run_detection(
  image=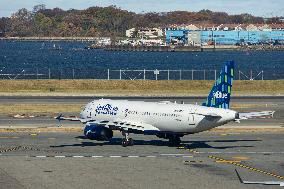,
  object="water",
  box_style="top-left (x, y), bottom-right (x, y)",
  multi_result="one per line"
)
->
top-left (0, 41), bottom-right (283, 80)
